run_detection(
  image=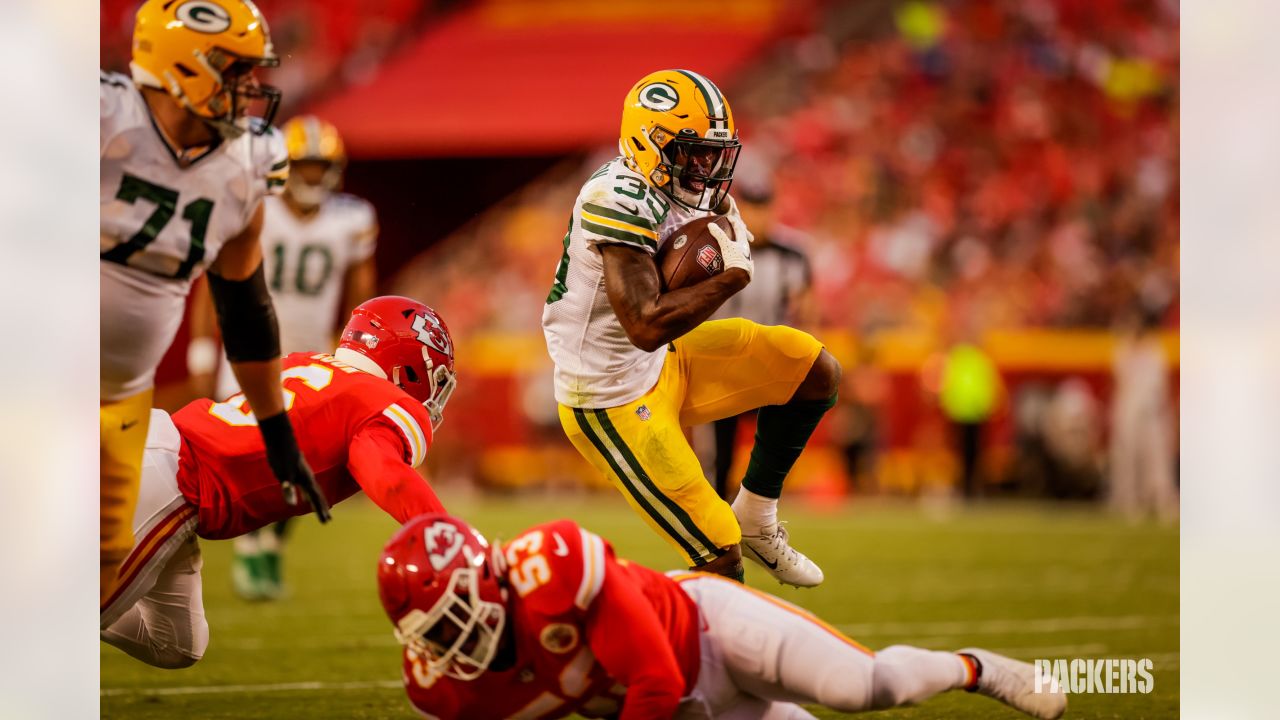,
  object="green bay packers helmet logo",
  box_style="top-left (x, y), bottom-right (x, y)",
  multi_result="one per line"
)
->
top-left (639, 82), bottom-right (679, 112)
top-left (176, 1), bottom-right (233, 33)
